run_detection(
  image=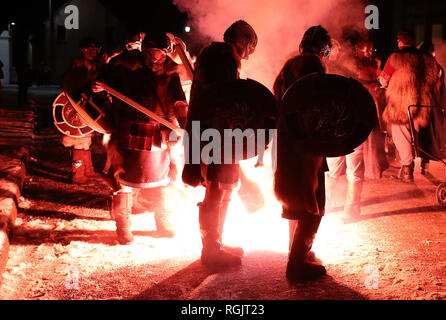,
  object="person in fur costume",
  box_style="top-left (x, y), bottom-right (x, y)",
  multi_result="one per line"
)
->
top-left (103, 33), bottom-right (188, 244)
top-left (273, 25), bottom-right (331, 282)
top-left (182, 20), bottom-right (258, 271)
top-left (379, 31), bottom-right (443, 183)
